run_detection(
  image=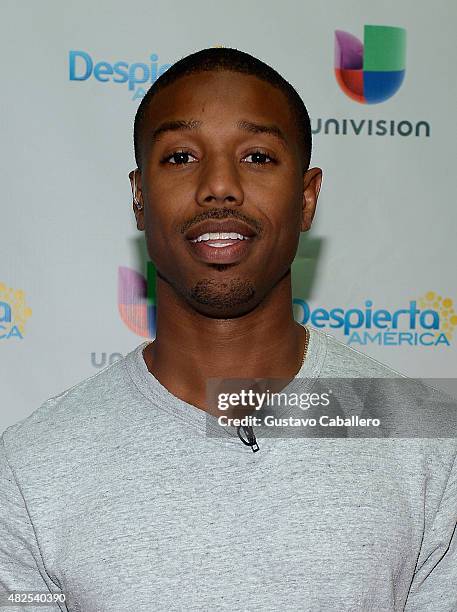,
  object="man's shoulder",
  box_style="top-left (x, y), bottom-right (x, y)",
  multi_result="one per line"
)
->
top-left (310, 327), bottom-right (457, 450)
top-left (310, 326), bottom-right (407, 378)
top-left (1, 349), bottom-right (136, 469)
